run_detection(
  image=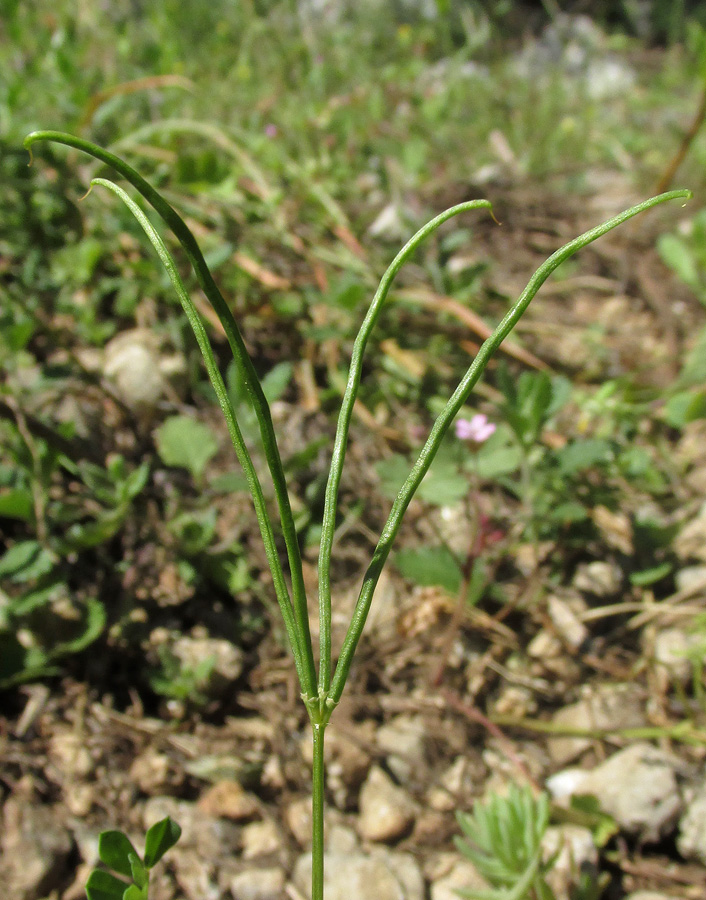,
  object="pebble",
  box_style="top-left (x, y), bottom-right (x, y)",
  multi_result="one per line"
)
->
top-left (623, 894), bottom-right (676, 900)
top-left (541, 825), bottom-right (597, 899)
top-left (197, 781), bottom-right (259, 821)
top-left (241, 819), bottom-right (282, 859)
top-left (230, 867), bottom-right (286, 900)
top-left (327, 823), bottom-right (359, 854)
top-left (547, 743), bottom-right (683, 841)
top-left (572, 561), bottom-right (622, 598)
top-left (527, 630), bottom-right (562, 659)
top-left (547, 594), bottom-right (588, 648)
top-left (357, 766), bottom-right (416, 843)
top-left (0, 798), bottom-right (73, 900)
top-left (377, 714), bottom-right (427, 783)
top-left (674, 503), bottom-right (706, 562)
top-left (130, 749), bottom-right (175, 794)
top-left (285, 797), bottom-right (313, 847)
top-left (293, 848), bottom-right (424, 900)
top-left (547, 683), bottom-right (646, 765)
top-left (675, 564), bottom-right (706, 593)
top-left (64, 782), bottom-right (94, 817)
top-left (652, 627), bottom-right (703, 689)
top-left (318, 723), bottom-right (372, 810)
top-left (678, 783), bottom-right (706, 864)
top-left (143, 796), bottom-right (240, 858)
top-left (103, 328), bottom-right (186, 416)
top-left (430, 858), bottom-right (489, 900)
top-left (49, 730), bottom-right (94, 779)
top-left (170, 635), bottom-right (244, 699)
top-left (171, 849), bottom-right (220, 900)
top-left (592, 505), bottom-right (633, 554)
